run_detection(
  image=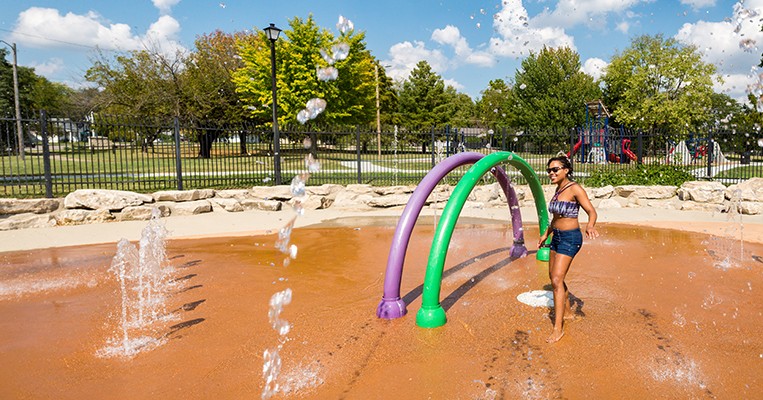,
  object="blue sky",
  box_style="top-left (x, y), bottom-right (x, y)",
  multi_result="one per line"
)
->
top-left (2, 0), bottom-right (763, 105)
